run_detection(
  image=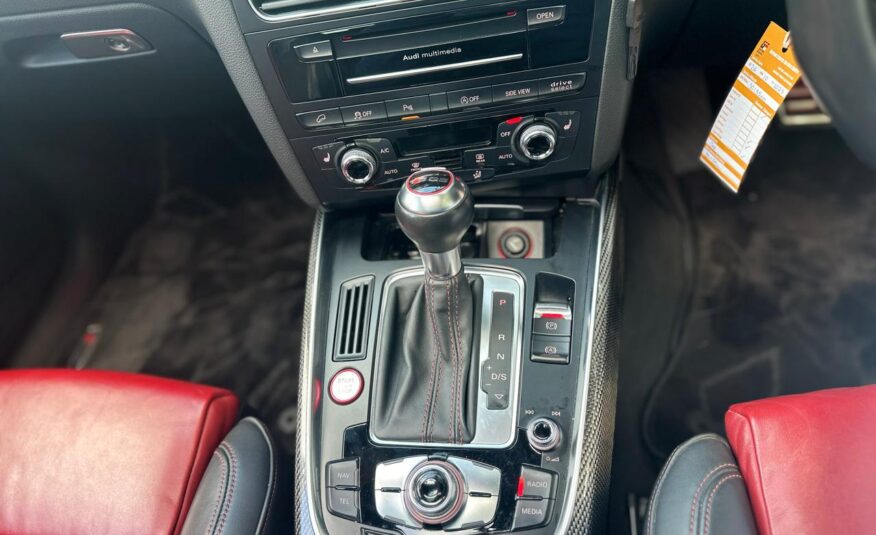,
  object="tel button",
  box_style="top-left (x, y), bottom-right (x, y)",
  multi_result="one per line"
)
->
top-left (327, 487), bottom-right (360, 521)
